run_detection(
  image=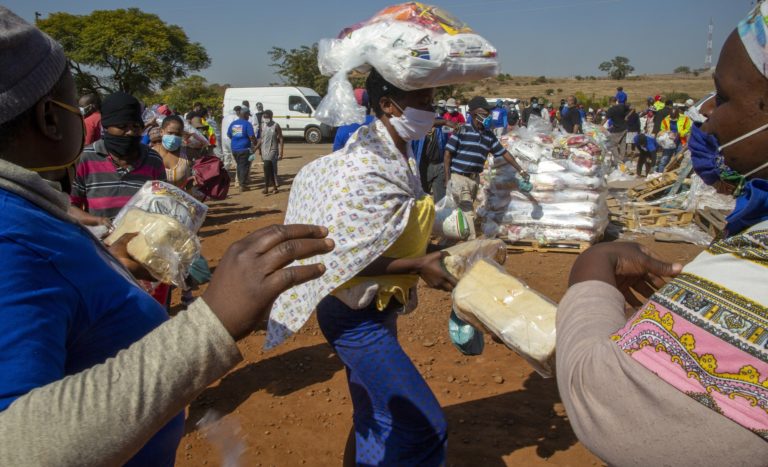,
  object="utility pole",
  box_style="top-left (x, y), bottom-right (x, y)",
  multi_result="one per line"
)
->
top-left (34, 11), bottom-right (41, 24)
top-left (704, 18), bottom-right (714, 71)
